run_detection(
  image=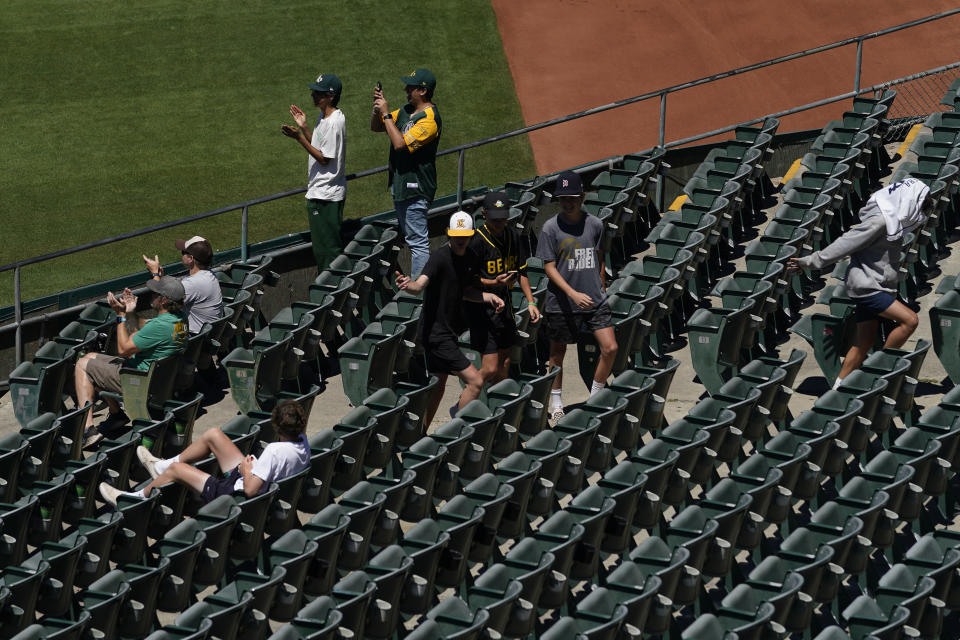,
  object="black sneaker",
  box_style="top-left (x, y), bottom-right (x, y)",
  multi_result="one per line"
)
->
top-left (82, 428), bottom-right (105, 451)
